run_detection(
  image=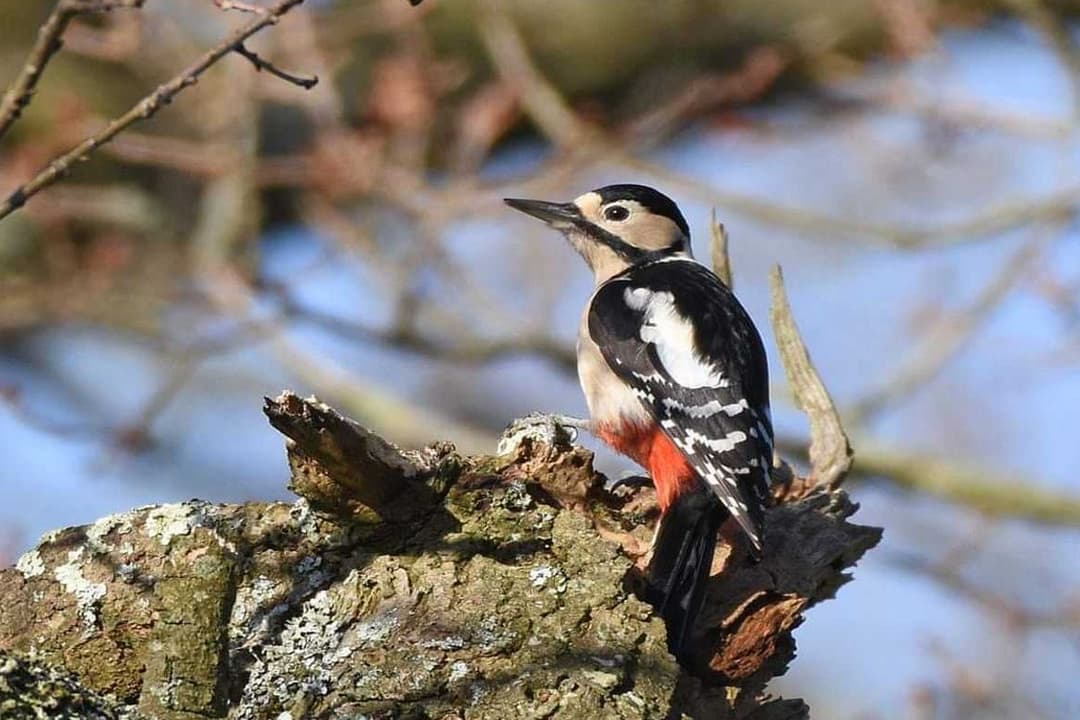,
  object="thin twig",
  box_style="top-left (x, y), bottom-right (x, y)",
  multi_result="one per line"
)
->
top-left (848, 234), bottom-right (1048, 423)
top-left (477, 0), bottom-right (593, 148)
top-left (774, 434), bottom-right (1080, 527)
top-left (64, 0), bottom-right (144, 8)
top-left (854, 439), bottom-right (1080, 527)
top-left (882, 549), bottom-right (1079, 629)
top-left (618, 154), bottom-right (1080, 251)
top-left (112, 353), bottom-right (202, 452)
top-left (0, 346), bottom-right (206, 452)
top-left (102, 131), bottom-right (237, 176)
top-left (709, 208), bottom-right (733, 289)
top-left (234, 43), bottom-right (318, 89)
top-left (0, 384), bottom-right (103, 440)
top-left (0, 0), bottom-right (144, 140)
top-left (281, 295), bottom-right (577, 372)
top-left (770, 265), bottom-right (853, 489)
top-left (468, 20), bottom-right (1080, 253)
top-left (0, 0), bottom-right (308, 221)
top-left (213, 0), bottom-right (265, 12)
top-left (467, 2), bottom-right (1080, 255)
top-left (203, 268), bottom-right (493, 452)
top-left (621, 46), bottom-right (790, 147)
